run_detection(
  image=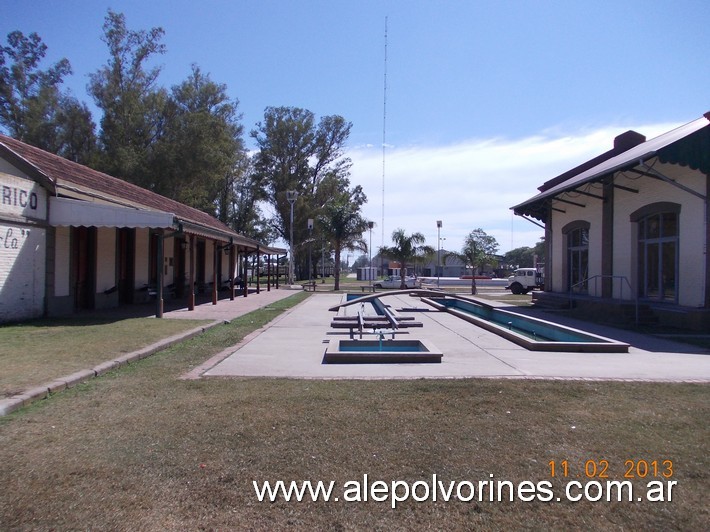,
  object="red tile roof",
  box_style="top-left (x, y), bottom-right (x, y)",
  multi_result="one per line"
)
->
top-left (0, 134), bottom-right (239, 241)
